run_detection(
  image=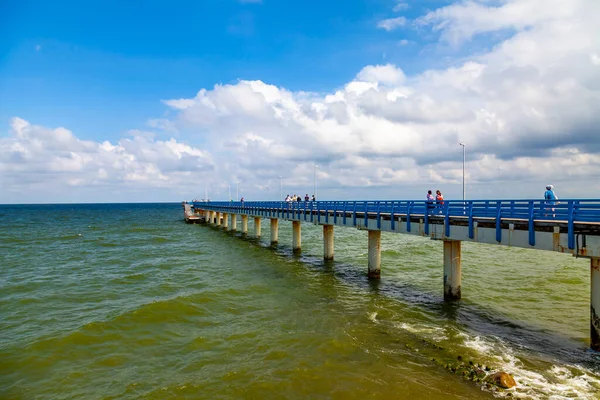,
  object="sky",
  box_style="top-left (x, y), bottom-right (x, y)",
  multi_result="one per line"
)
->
top-left (1, 0), bottom-right (599, 203)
